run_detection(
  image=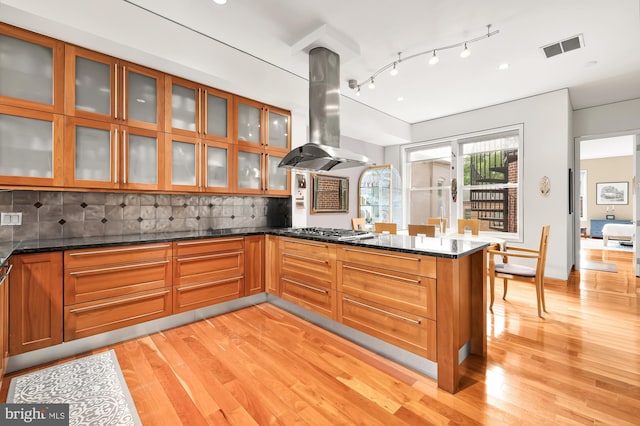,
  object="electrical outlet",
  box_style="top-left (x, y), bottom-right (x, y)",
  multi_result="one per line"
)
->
top-left (0, 212), bottom-right (22, 226)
